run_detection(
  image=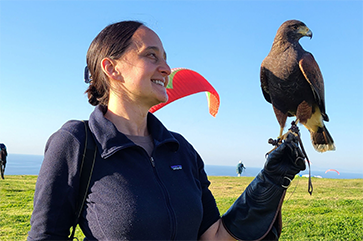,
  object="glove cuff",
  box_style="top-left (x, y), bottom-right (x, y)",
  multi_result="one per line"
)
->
top-left (221, 171), bottom-right (286, 240)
